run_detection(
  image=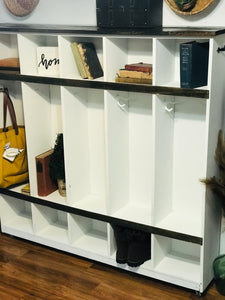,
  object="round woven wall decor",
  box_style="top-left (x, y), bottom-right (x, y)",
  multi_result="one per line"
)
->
top-left (3, 0), bottom-right (40, 17)
top-left (165, 0), bottom-right (215, 15)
